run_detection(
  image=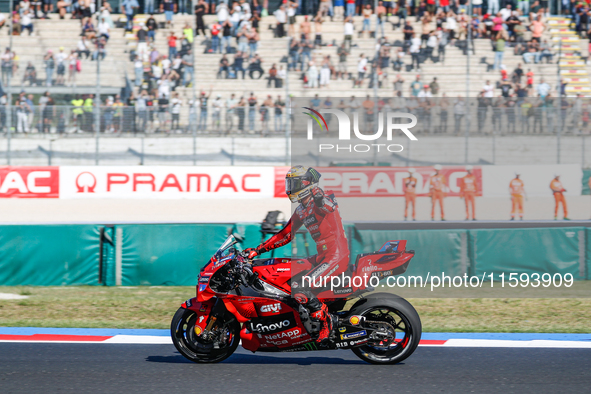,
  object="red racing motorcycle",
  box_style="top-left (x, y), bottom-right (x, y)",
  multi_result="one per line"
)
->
top-left (171, 235), bottom-right (421, 364)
